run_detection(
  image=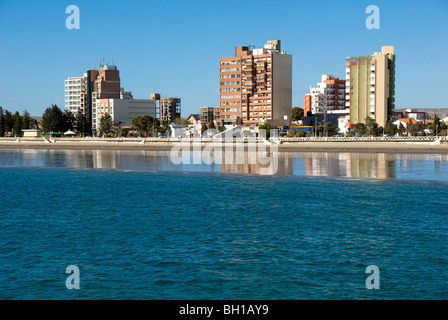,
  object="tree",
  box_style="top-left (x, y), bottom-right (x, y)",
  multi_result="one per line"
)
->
top-left (131, 115), bottom-right (157, 137)
top-left (440, 120), bottom-right (447, 136)
top-left (12, 111), bottom-right (23, 137)
top-left (287, 129), bottom-right (297, 137)
top-left (324, 121), bottom-right (338, 136)
top-left (99, 113), bottom-right (114, 136)
top-left (208, 121), bottom-right (216, 129)
top-left (74, 110), bottom-right (88, 136)
top-left (22, 110), bottom-right (36, 130)
top-left (433, 115), bottom-right (441, 135)
top-left (353, 123), bottom-right (366, 136)
top-left (258, 123), bottom-right (278, 139)
top-left (295, 129), bottom-right (307, 137)
top-left (365, 116), bottom-right (379, 136)
top-left (384, 121), bottom-right (395, 136)
top-left (64, 109), bottom-right (76, 131)
top-left (3, 110), bottom-right (13, 136)
top-left (201, 123), bottom-right (208, 135)
top-left (0, 107), bottom-right (4, 137)
top-left (41, 104), bottom-right (68, 133)
top-left (407, 121), bottom-right (420, 136)
top-left (159, 119), bottom-right (170, 135)
top-left (174, 117), bottom-right (189, 126)
top-left (292, 107), bottom-right (304, 121)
